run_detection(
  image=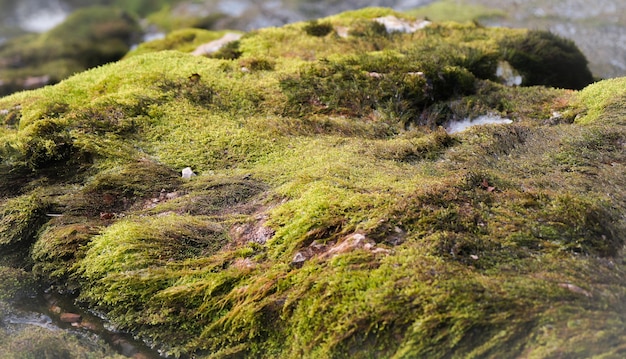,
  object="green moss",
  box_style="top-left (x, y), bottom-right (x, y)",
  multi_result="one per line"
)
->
top-left (0, 326), bottom-right (125, 359)
top-left (0, 192), bottom-right (51, 266)
top-left (31, 221), bottom-right (100, 284)
top-left (144, 3), bottom-right (226, 33)
top-left (574, 77), bottom-right (626, 124)
top-left (0, 6), bottom-right (623, 359)
top-left (500, 30), bottom-right (594, 90)
top-left (0, 266), bottom-right (35, 303)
